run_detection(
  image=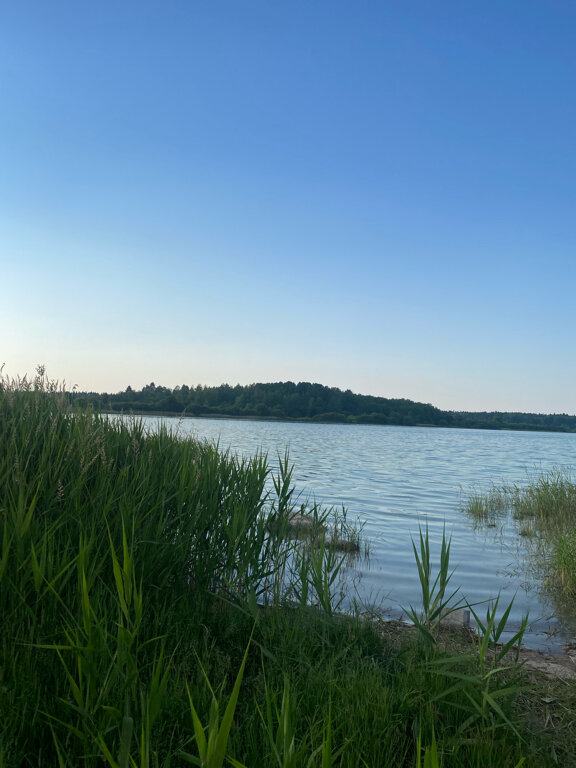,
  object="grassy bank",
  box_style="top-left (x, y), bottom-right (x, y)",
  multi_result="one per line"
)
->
top-left (0, 372), bottom-right (571, 766)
